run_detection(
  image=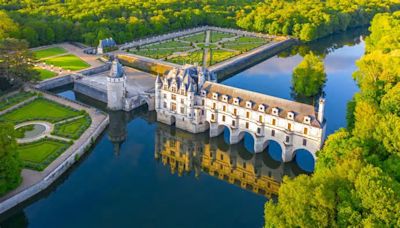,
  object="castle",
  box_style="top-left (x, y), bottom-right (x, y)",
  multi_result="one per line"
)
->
top-left (154, 64), bottom-right (326, 162)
